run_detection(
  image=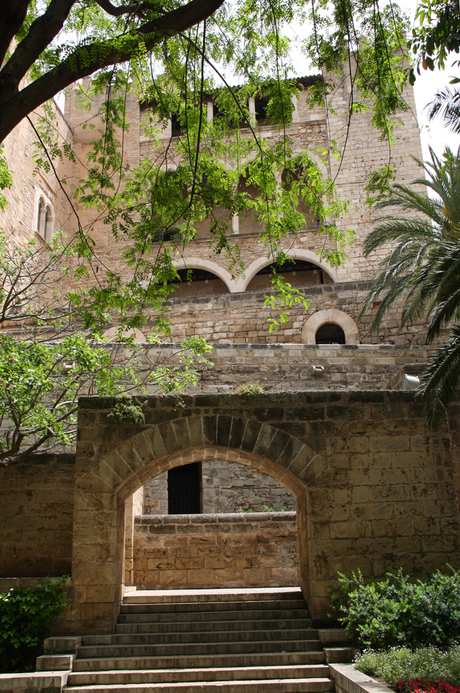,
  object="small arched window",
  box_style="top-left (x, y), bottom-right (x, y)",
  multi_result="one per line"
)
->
top-left (315, 323), bottom-right (346, 345)
top-left (36, 197), bottom-right (45, 236)
top-left (44, 205), bottom-right (53, 242)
